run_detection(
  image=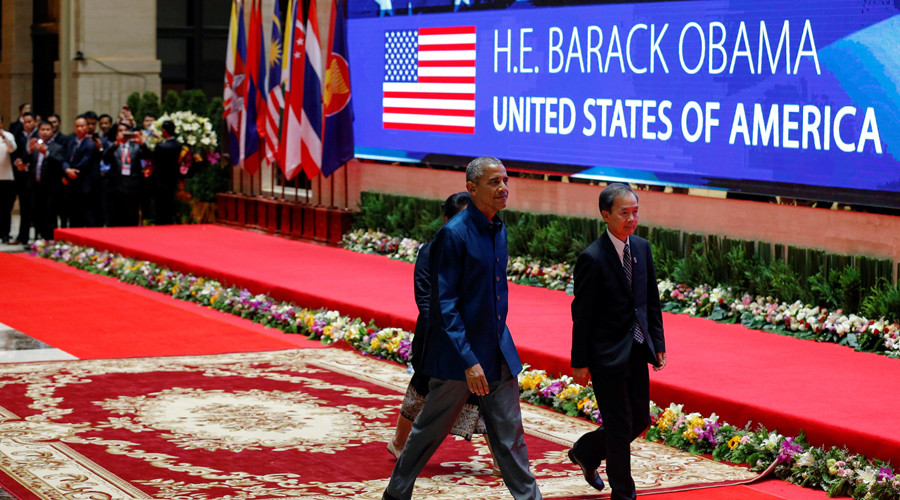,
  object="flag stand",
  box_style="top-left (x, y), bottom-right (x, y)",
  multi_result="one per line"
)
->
top-left (343, 163), bottom-right (348, 209)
